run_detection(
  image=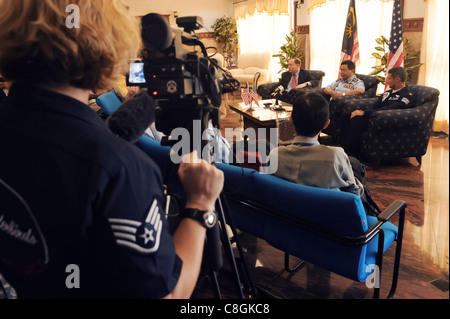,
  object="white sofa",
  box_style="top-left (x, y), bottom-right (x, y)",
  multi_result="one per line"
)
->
top-left (228, 52), bottom-right (271, 89)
